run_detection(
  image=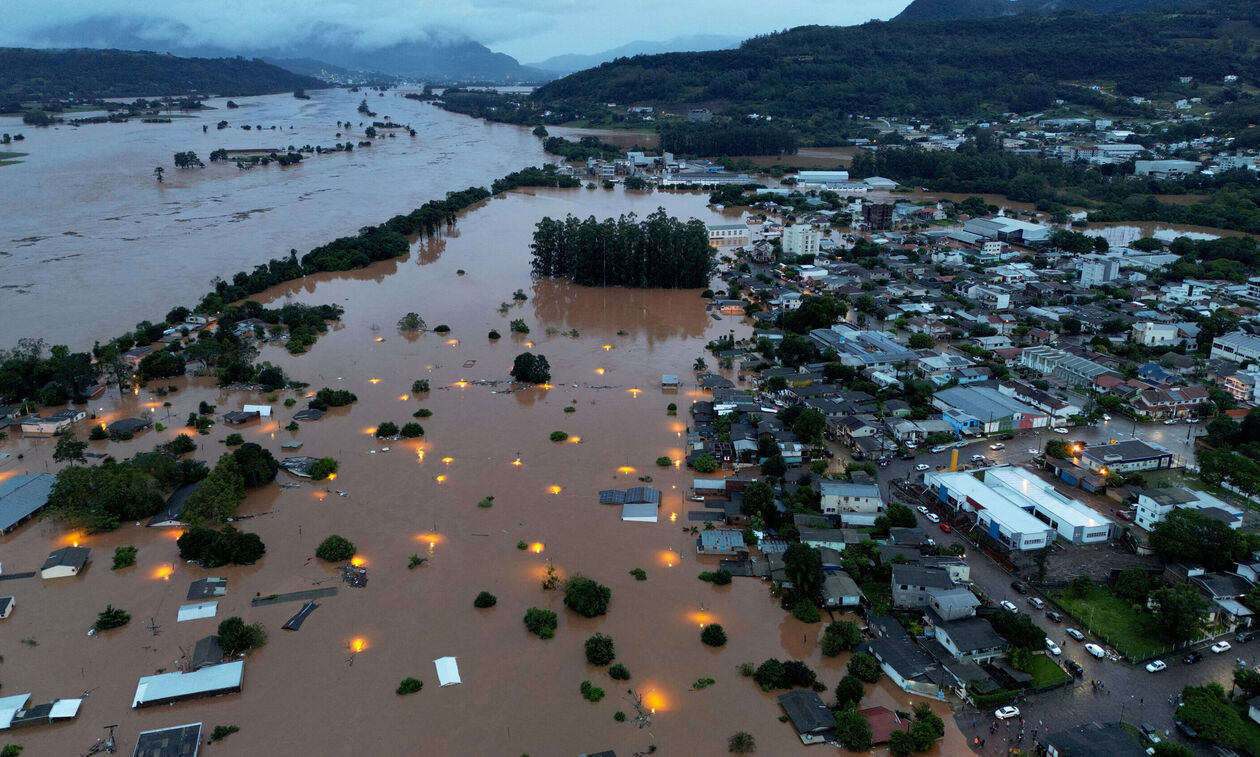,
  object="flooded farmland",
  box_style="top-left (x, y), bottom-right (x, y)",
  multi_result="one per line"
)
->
top-left (0, 180), bottom-right (970, 755)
